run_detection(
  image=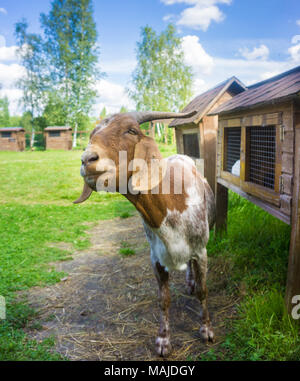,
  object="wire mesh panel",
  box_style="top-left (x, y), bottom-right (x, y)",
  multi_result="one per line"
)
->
top-left (225, 127), bottom-right (241, 173)
top-left (248, 126), bottom-right (276, 190)
top-left (183, 133), bottom-right (200, 158)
